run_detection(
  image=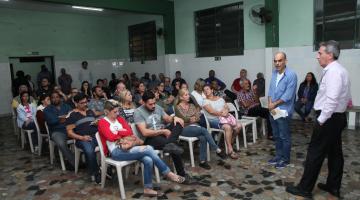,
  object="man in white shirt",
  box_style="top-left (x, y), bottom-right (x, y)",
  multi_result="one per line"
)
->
top-left (79, 61), bottom-right (93, 86)
top-left (286, 40), bottom-right (351, 199)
